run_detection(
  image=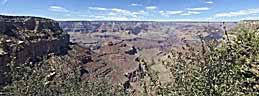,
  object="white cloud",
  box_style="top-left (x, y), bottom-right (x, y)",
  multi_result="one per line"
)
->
top-left (111, 8), bottom-right (130, 13)
top-left (1, 0), bottom-right (8, 5)
top-left (181, 13), bottom-right (191, 16)
top-left (205, 1), bottom-right (214, 4)
top-left (187, 11), bottom-right (201, 14)
top-left (187, 7), bottom-right (210, 11)
top-left (206, 17), bottom-right (214, 20)
top-left (215, 8), bottom-right (259, 17)
top-left (88, 7), bottom-right (108, 11)
top-left (88, 7), bottom-right (130, 14)
top-left (49, 6), bottom-right (69, 12)
top-left (89, 7), bottom-right (134, 16)
top-left (78, 15), bottom-right (88, 17)
top-left (178, 11), bottom-right (201, 16)
top-left (89, 15), bottom-right (137, 21)
top-left (159, 8), bottom-right (203, 17)
top-left (130, 3), bottom-right (142, 6)
top-left (102, 17), bottom-right (130, 21)
top-left (243, 16), bottom-right (259, 20)
top-left (145, 6), bottom-right (158, 10)
top-left (88, 7), bottom-right (144, 20)
top-left (132, 10), bottom-right (146, 15)
top-left (159, 10), bottom-right (183, 16)
top-left (107, 12), bottom-right (117, 16)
